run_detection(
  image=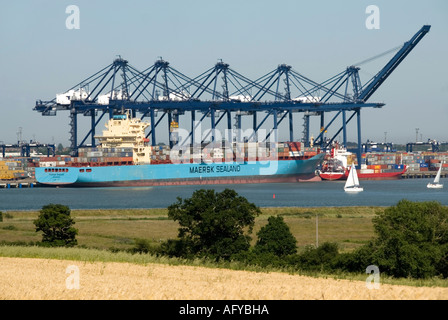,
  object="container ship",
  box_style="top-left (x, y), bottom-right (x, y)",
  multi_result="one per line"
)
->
top-left (35, 111), bottom-right (325, 187)
top-left (318, 146), bottom-right (407, 181)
